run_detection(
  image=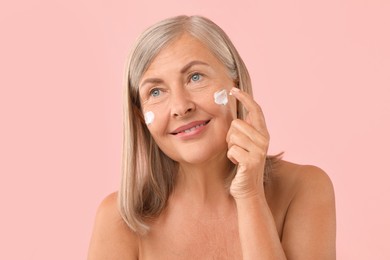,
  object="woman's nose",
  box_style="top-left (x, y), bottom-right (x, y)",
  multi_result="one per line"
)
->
top-left (170, 89), bottom-right (196, 118)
